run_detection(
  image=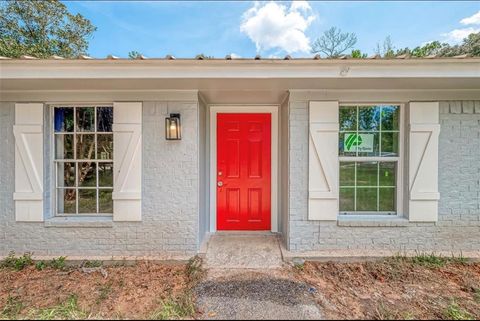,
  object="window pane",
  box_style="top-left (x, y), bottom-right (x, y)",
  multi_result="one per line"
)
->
top-left (54, 107), bottom-right (74, 132)
top-left (381, 105), bottom-right (399, 131)
top-left (76, 107), bottom-right (95, 132)
top-left (99, 189), bottom-right (113, 213)
top-left (379, 162), bottom-right (396, 187)
top-left (78, 189), bottom-right (97, 213)
top-left (340, 188), bottom-right (355, 211)
top-left (76, 134), bottom-right (95, 159)
top-left (78, 162), bottom-right (96, 187)
top-left (339, 106), bottom-right (357, 131)
top-left (379, 188), bottom-right (396, 211)
top-left (359, 106), bottom-right (380, 131)
top-left (356, 162), bottom-right (378, 186)
top-left (357, 132), bottom-right (379, 157)
top-left (340, 162), bottom-right (355, 186)
top-left (97, 134), bottom-right (113, 160)
top-left (57, 162), bottom-right (76, 187)
top-left (99, 162), bottom-right (113, 187)
top-left (57, 189), bottom-right (76, 214)
top-left (356, 188), bottom-right (378, 211)
top-left (339, 132), bottom-right (357, 156)
top-left (97, 107), bottom-right (113, 132)
top-left (381, 132), bottom-right (399, 157)
top-left (338, 105), bottom-right (400, 215)
top-left (55, 134), bottom-right (74, 159)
